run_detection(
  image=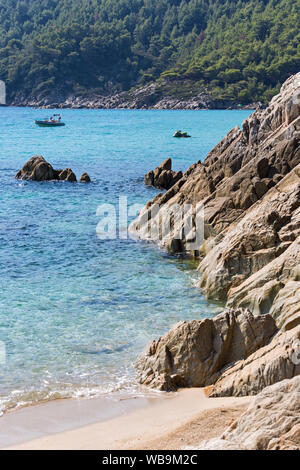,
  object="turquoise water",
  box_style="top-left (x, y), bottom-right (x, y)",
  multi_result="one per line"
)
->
top-left (0, 107), bottom-right (251, 413)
